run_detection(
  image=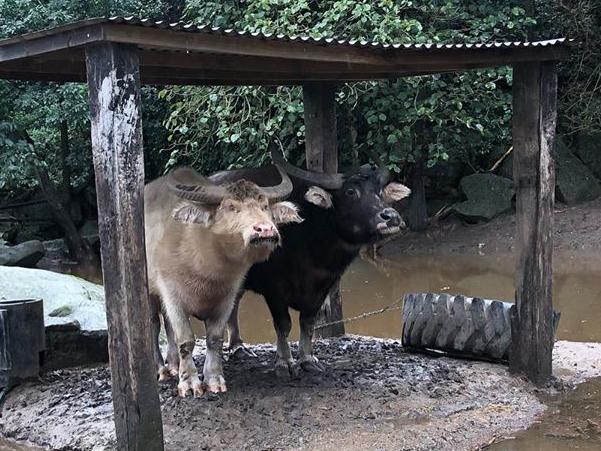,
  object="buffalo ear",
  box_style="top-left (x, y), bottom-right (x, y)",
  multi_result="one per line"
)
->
top-left (304, 186), bottom-right (333, 209)
top-left (271, 201), bottom-right (303, 224)
top-left (172, 204), bottom-right (213, 227)
top-left (383, 183), bottom-right (411, 203)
